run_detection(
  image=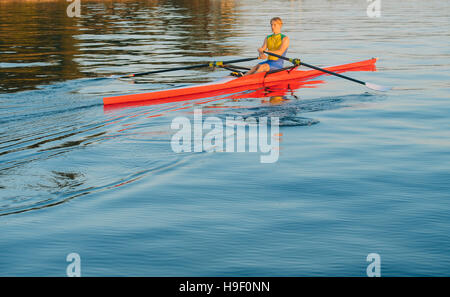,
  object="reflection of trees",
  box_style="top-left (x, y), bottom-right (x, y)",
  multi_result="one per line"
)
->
top-left (0, 0), bottom-right (242, 93)
top-left (159, 0), bottom-right (240, 56)
top-left (0, 1), bottom-right (81, 92)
